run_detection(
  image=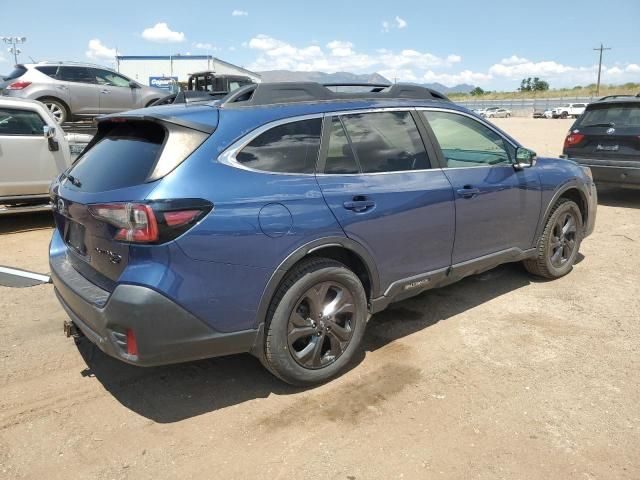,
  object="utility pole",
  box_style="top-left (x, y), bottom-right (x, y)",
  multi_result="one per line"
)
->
top-left (593, 43), bottom-right (612, 96)
top-left (1, 36), bottom-right (27, 64)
